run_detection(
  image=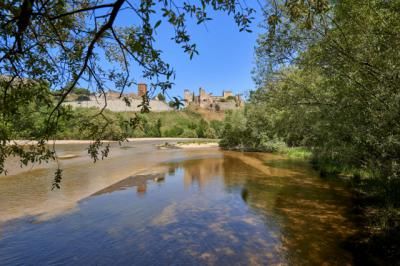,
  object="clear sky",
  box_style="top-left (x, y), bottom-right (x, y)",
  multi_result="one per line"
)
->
top-left (117, 7), bottom-right (264, 99)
